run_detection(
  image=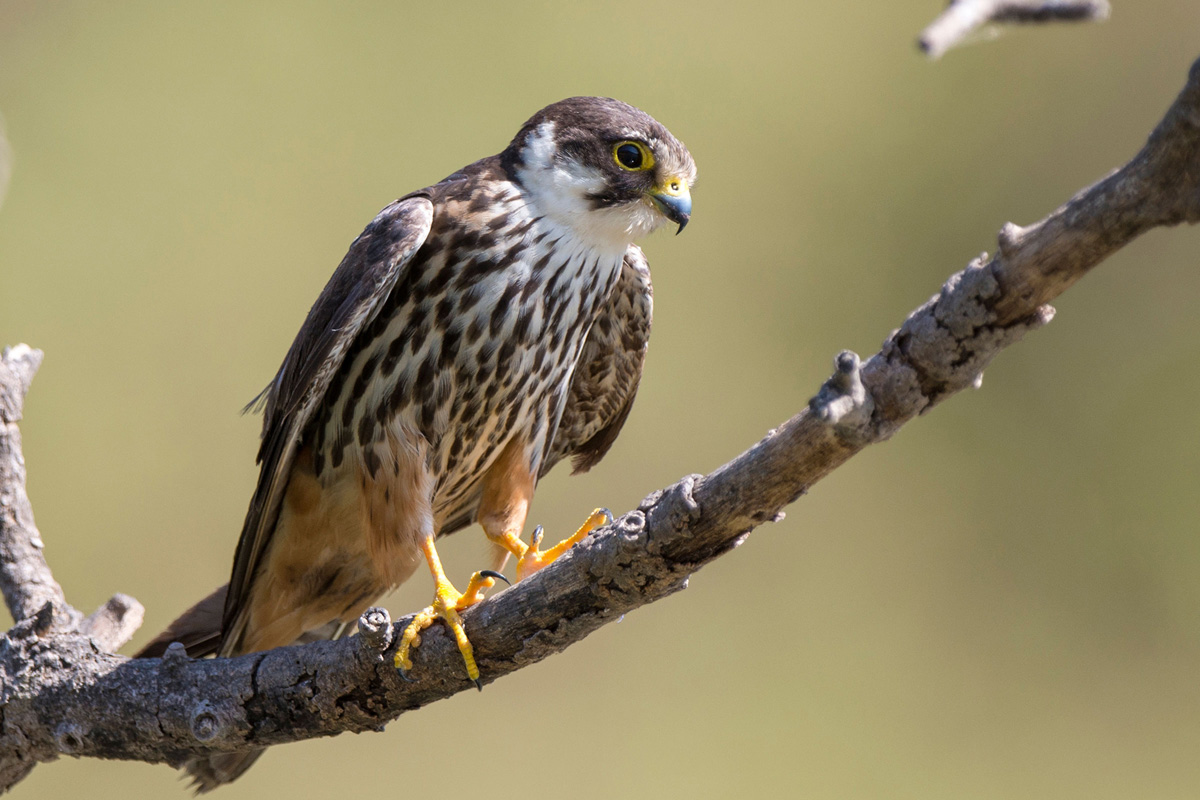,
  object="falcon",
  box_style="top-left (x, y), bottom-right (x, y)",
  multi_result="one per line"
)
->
top-left (137, 96), bottom-right (695, 789)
